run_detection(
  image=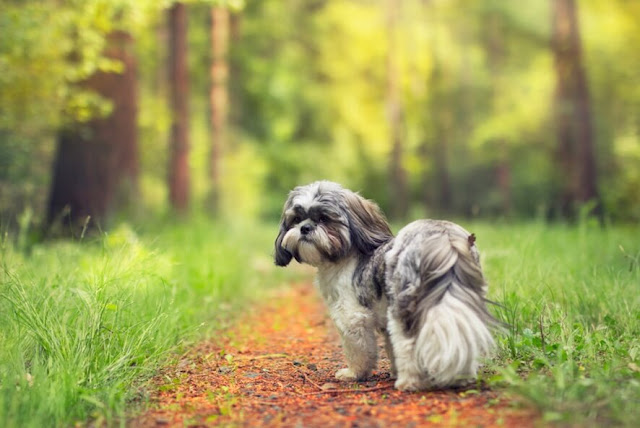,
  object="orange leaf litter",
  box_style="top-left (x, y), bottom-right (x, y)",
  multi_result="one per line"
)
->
top-left (132, 283), bottom-right (538, 427)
